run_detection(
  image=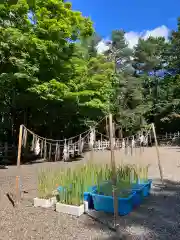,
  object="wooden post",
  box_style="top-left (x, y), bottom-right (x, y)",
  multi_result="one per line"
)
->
top-left (89, 128), bottom-right (94, 161)
top-left (79, 134), bottom-right (82, 154)
top-left (131, 138), bottom-right (133, 156)
top-left (49, 143), bottom-right (52, 161)
top-left (139, 134), bottom-right (142, 156)
top-left (127, 137), bottom-right (129, 155)
top-left (106, 116), bottom-right (109, 136)
top-left (40, 140), bottom-right (43, 158)
top-left (125, 138), bottom-right (127, 155)
top-left (152, 123), bottom-right (164, 184)
top-left (64, 139), bottom-right (67, 161)
top-left (44, 139), bottom-right (47, 160)
top-left (109, 114), bottom-right (118, 229)
top-left (17, 125), bottom-right (23, 167)
top-left (16, 124), bottom-right (23, 202)
top-left (100, 134), bottom-right (103, 151)
top-left (90, 142), bottom-right (94, 161)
